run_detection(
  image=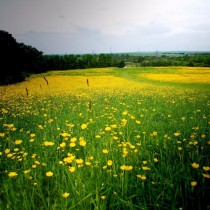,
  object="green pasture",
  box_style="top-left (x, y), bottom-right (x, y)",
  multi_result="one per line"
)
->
top-left (0, 67), bottom-right (210, 209)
